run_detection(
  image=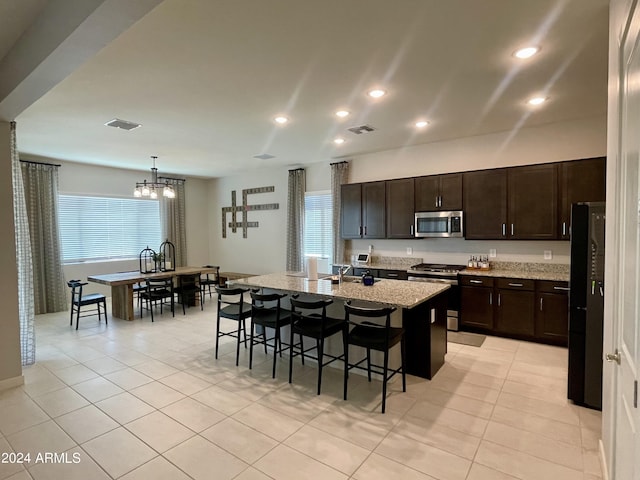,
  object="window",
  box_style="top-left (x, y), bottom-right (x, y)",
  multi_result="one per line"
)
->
top-left (303, 191), bottom-right (333, 267)
top-left (58, 194), bottom-right (161, 263)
